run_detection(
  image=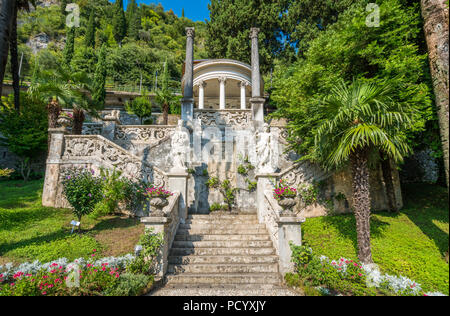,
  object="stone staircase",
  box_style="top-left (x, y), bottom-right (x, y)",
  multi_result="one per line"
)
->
top-left (150, 213), bottom-right (301, 296)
